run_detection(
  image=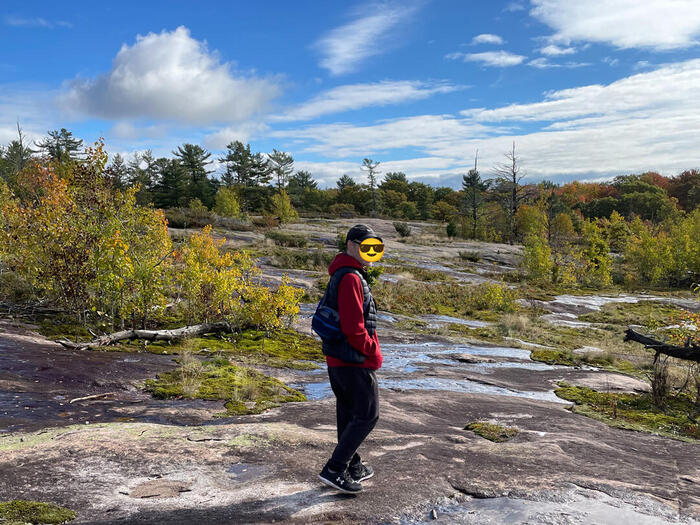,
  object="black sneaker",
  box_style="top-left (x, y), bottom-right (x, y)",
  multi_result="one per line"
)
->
top-left (318, 465), bottom-right (363, 494)
top-left (349, 461), bottom-right (374, 482)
